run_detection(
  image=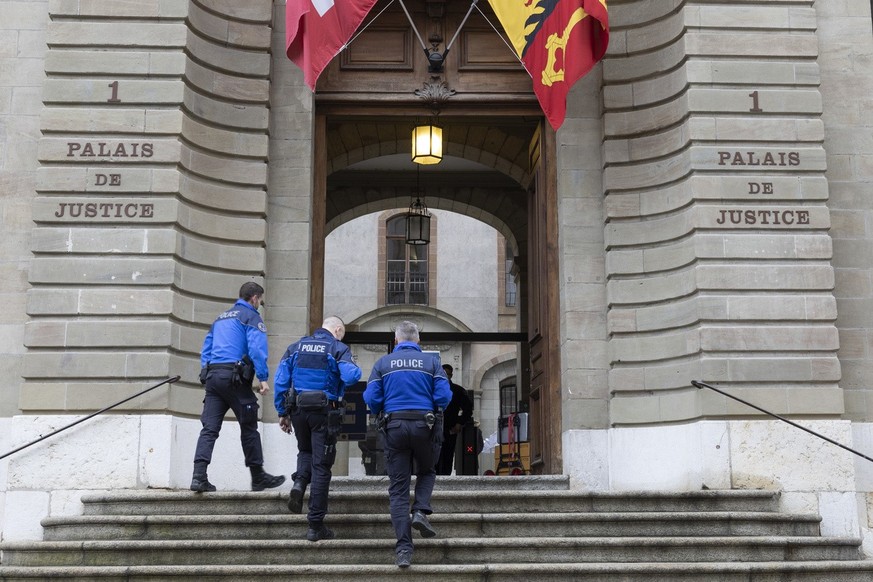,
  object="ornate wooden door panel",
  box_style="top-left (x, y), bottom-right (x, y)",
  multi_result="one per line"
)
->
top-left (526, 123), bottom-right (561, 474)
top-left (316, 0), bottom-right (533, 102)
